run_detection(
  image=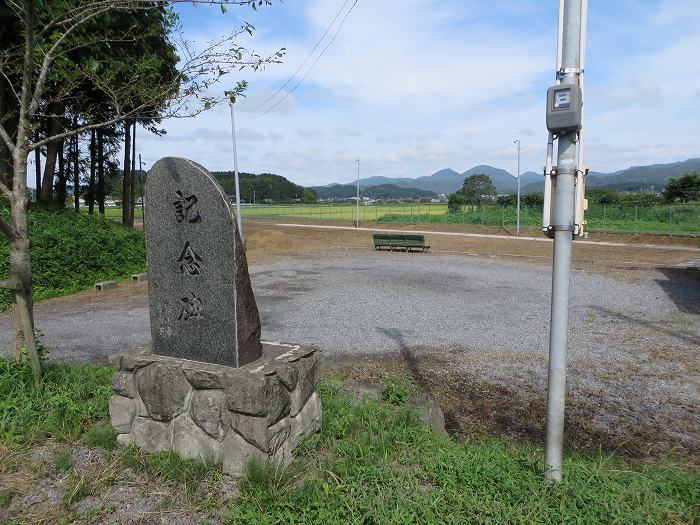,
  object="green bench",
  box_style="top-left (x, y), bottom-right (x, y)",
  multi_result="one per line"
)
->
top-left (373, 233), bottom-right (430, 252)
